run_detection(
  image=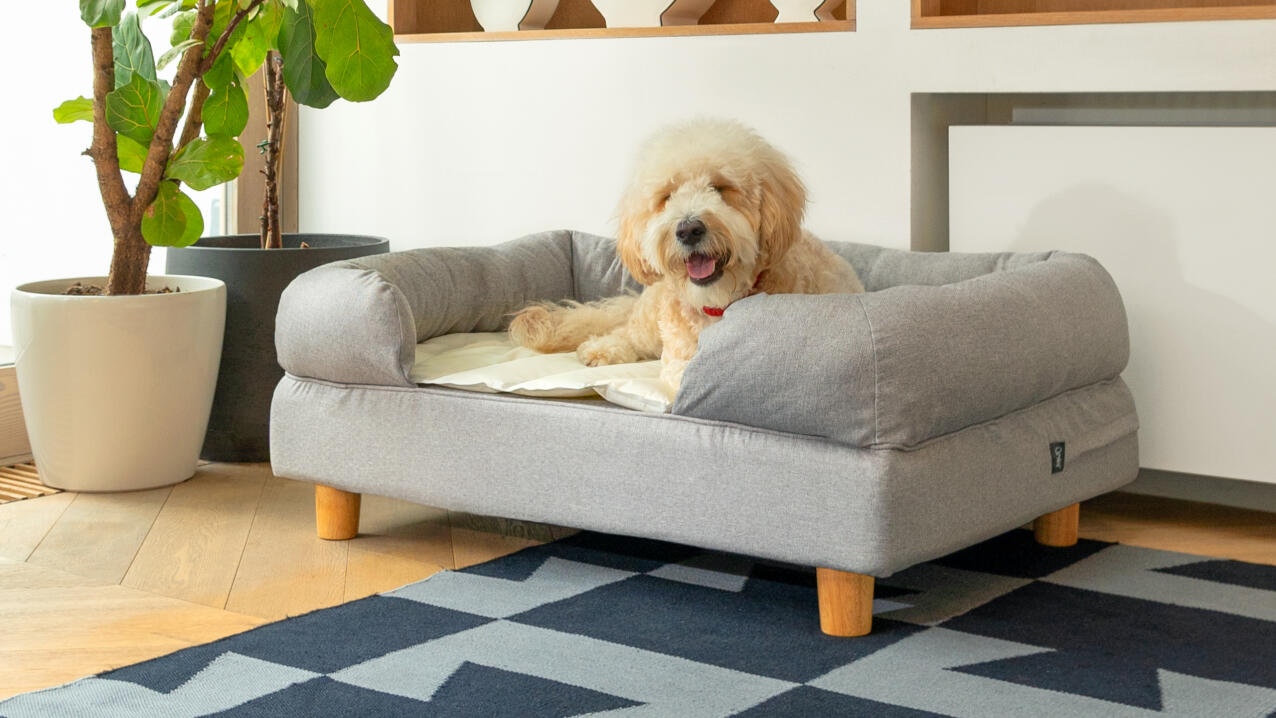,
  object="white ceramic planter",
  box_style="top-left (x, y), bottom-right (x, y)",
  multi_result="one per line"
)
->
top-left (10, 275), bottom-right (225, 492)
top-left (471, 0), bottom-right (559, 31)
top-left (591, 0), bottom-right (714, 27)
top-left (770, 0), bottom-right (839, 23)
